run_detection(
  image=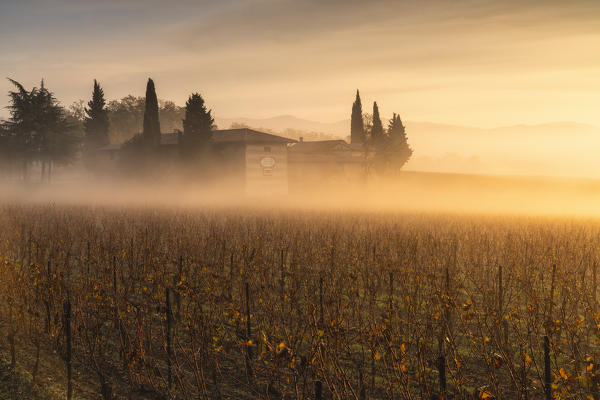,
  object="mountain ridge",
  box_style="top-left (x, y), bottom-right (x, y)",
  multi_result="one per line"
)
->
top-left (215, 115), bottom-right (600, 138)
